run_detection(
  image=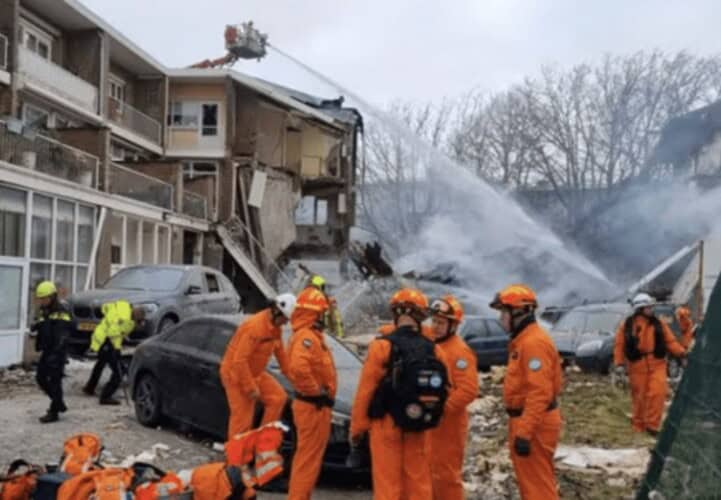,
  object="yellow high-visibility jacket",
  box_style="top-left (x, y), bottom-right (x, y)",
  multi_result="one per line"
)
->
top-left (324, 306), bottom-right (344, 339)
top-left (90, 300), bottom-right (135, 352)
